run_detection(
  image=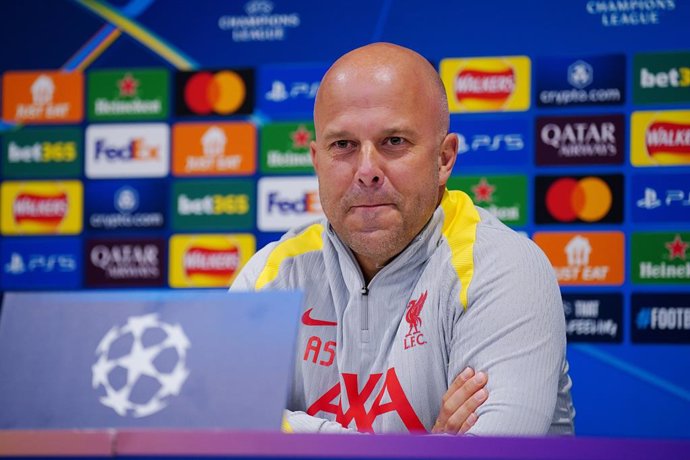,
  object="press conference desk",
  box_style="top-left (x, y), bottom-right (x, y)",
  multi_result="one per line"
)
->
top-left (1, 430), bottom-right (689, 459)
